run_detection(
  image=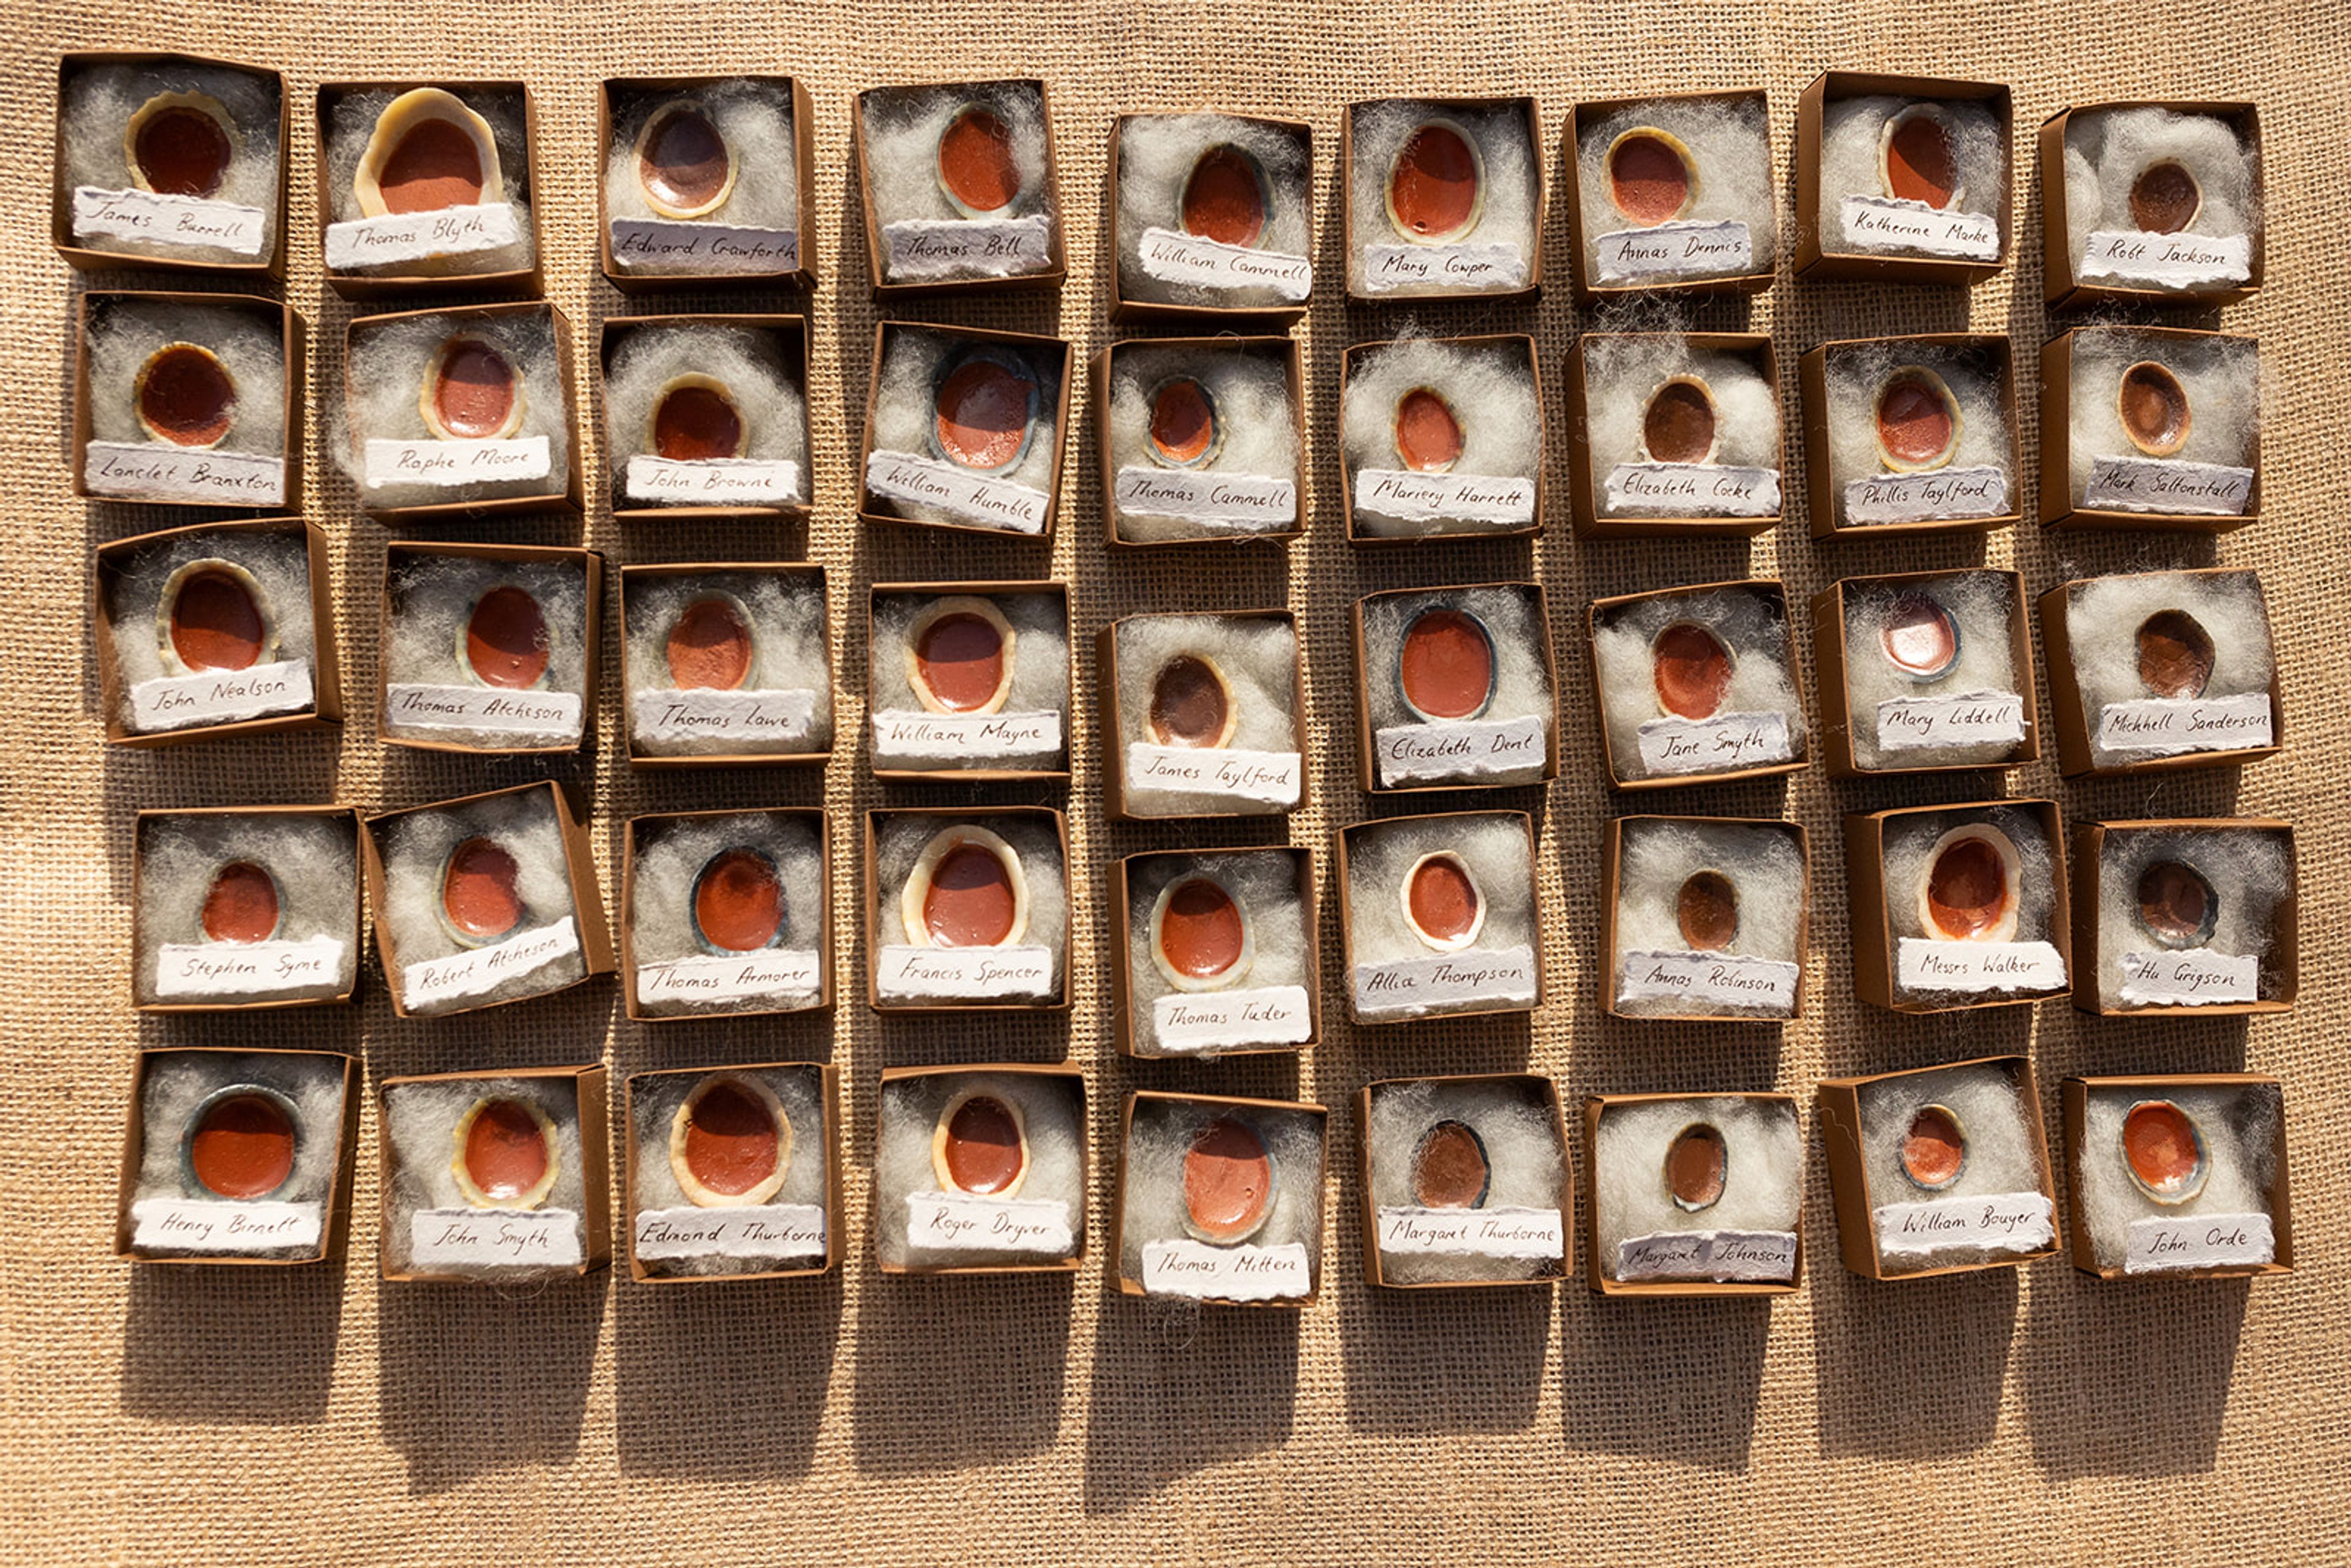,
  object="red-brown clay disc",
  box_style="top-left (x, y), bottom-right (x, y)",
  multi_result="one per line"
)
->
top-left (1148, 655), bottom-right (1230, 748)
top-left (1406, 855), bottom-right (1480, 945)
top-left (133, 106), bottom-right (233, 198)
top-left (664, 597), bottom-right (753, 691)
top-left (1642, 380), bottom-right (1715, 465)
top-left (913, 610), bottom-right (1006, 712)
top-left (2129, 161), bottom-right (2200, 234)
top-left (1880, 592), bottom-right (1960, 679)
top-left (940, 1094), bottom-right (1024, 1195)
top-left (168, 567), bottom-right (265, 673)
top-left (1665, 1123), bottom-right (1727, 1210)
top-left (639, 105), bottom-right (731, 214)
top-left (1388, 122), bottom-right (1480, 239)
top-left (679, 1078), bottom-right (782, 1198)
top-left (1876, 375), bottom-right (1956, 468)
top-left (933, 356), bottom-right (1033, 471)
top-left (1181, 146), bottom-right (1268, 247)
top-left (651, 383), bottom-right (743, 461)
top-left (1608, 132), bottom-right (1692, 226)
top-left (376, 114), bottom-right (487, 214)
top-left (1901, 1105), bottom-right (1965, 1189)
top-left (1399, 608), bottom-right (1494, 720)
top-left (1651, 621), bottom-right (1733, 721)
top-left (1184, 1115), bottom-right (1272, 1242)
top-left (2135, 610), bottom-right (2215, 699)
top-left (189, 1092), bottom-right (296, 1198)
top-left (1676, 870), bottom-right (1739, 950)
top-left (922, 844), bottom-right (1018, 947)
top-left (441, 836), bottom-right (524, 942)
top-left (200, 860), bottom-right (279, 944)
top-left (692, 849), bottom-right (783, 953)
top-left (1884, 113), bottom-right (1960, 208)
top-left (2123, 1101), bottom-right (2203, 1197)
top-left (465, 585), bottom-right (549, 690)
top-left (1411, 1120), bottom-right (1490, 1209)
top-left (463, 1098), bottom-right (550, 1202)
top-left (430, 339), bottom-right (518, 440)
top-left (1393, 387), bottom-right (1464, 473)
top-left (937, 106), bottom-right (1020, 216)
top-left (2137, 861), bottom-right (2217, 947)
top-left (1926, 836), bottom-right (2009, 939)
top-left (1157, 877), bottom-right (1246, 981)
top-left (137, 345), bottom-right (236, 448)
top-left (2117, 361), bottom-right (2192, 456)
top-left (1148, 378), bottom-right (1216, 466)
